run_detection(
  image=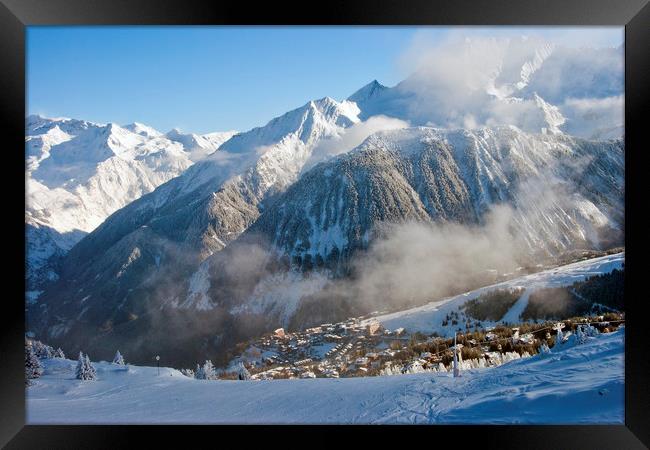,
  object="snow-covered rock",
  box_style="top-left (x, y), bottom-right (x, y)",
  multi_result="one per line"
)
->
top-left (165, 128), bottom-right (238, 162)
